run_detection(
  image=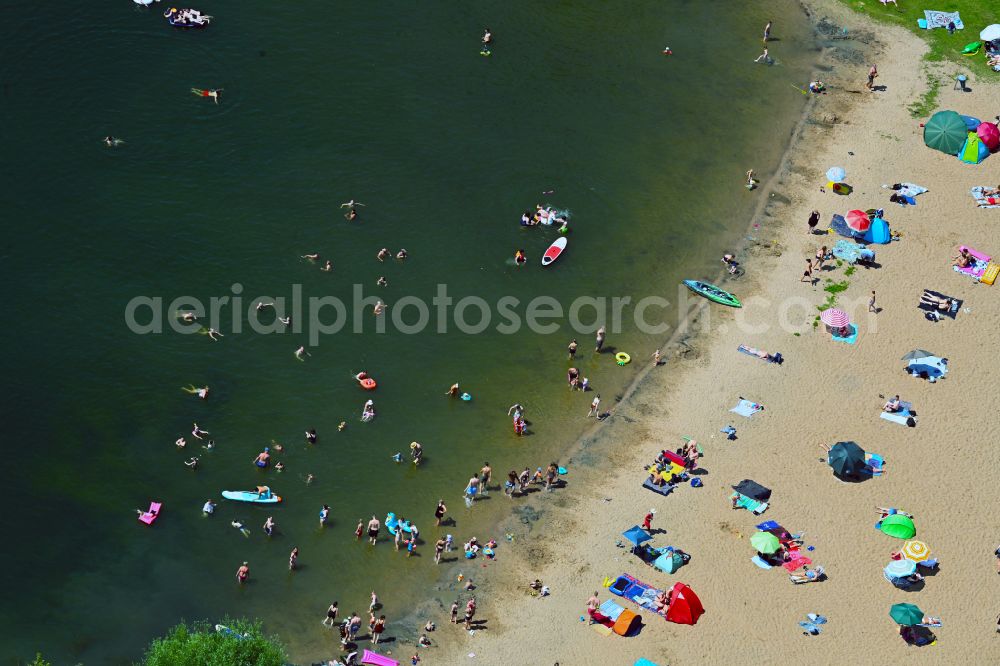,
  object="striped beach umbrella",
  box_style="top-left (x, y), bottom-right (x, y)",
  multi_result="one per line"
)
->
top-left (846, 209), bottom-right (871, 232)
top-left (901, 540), bottom-right (930, 562)
top-left (819, 308), bottom-right (850, 328)
top-left (885, 559), bottom-right (917, 578)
